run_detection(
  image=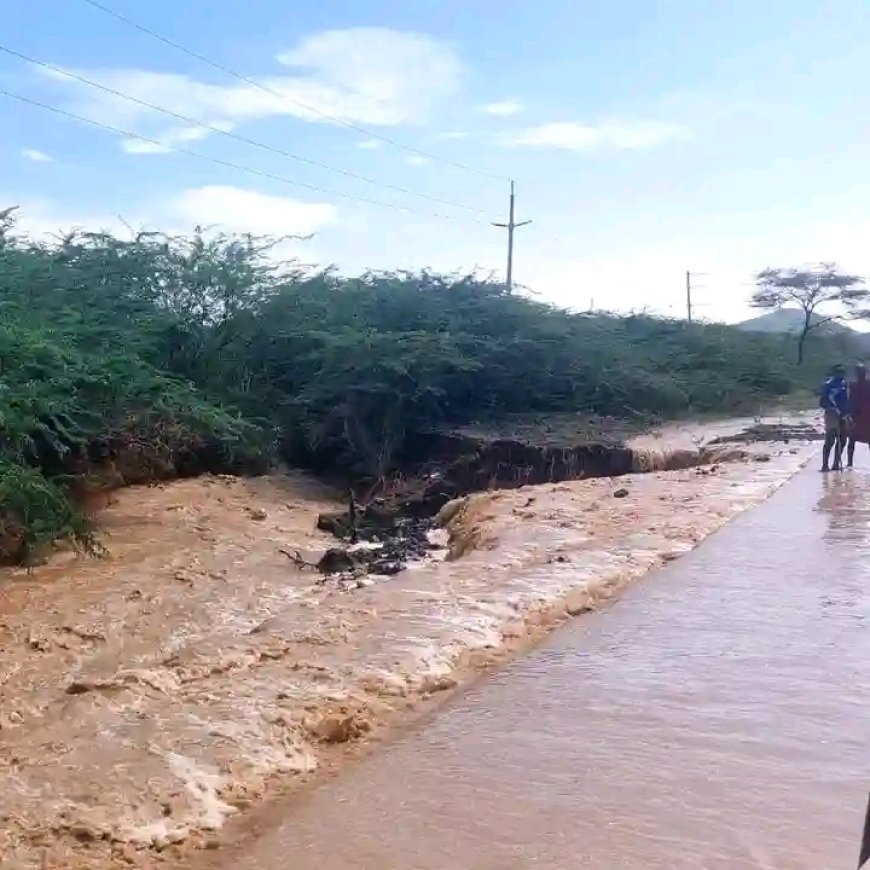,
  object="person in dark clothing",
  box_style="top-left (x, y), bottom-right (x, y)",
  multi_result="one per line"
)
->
top-left (820, 364), bottom-right (850, 472)
top-left (847, 363), bottom-right (870, 467)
